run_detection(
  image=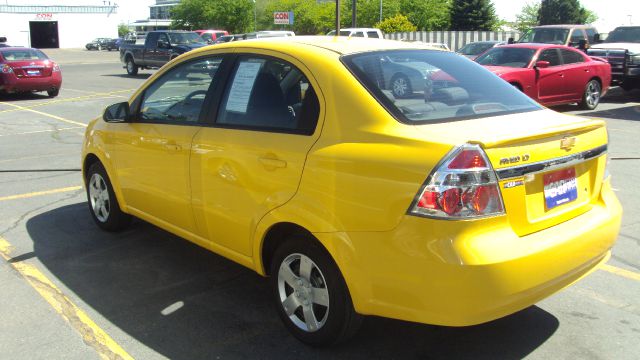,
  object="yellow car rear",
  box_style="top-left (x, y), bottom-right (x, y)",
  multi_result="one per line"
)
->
top-left (82, 37), bottom-right (622, 346)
